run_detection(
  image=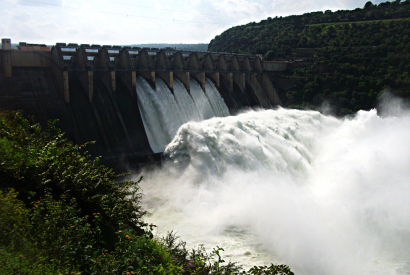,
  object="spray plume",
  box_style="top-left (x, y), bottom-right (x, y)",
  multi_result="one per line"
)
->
top-left (136, 98), bottom-right (410, 275)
